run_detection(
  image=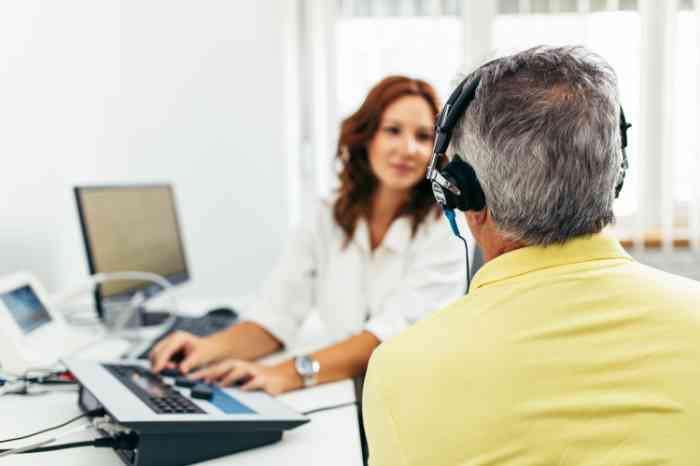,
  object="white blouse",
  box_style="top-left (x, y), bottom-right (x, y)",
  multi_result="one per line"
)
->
top-left (245, 198), bottom-right (470, 347)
